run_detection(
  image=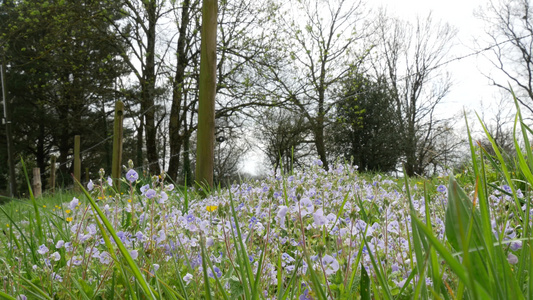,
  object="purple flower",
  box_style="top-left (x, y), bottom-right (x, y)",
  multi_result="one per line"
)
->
top-left (107, 176), bottom-right (113, 186)
top-left (145, 189), bottom-right (156, 199)
top-left (16, 295), bottom-right (27, 300)
top-left (508, 253), bottom-right (519, 265)
top-left (437, 185), bottom-right (447, 193)
top-left (55, 240), bottom-right (65, 249)
top-left (277, 206), bottom-right (289, 228)
top-left (186, 213), bottom-right (196, 223)
top-left (37, 244), bottom-right (49, 255)
top-left (158, 191), bottom-right (168, 204)
top-left (129, 250), bottom-right (139, 260)
top-left (299, 198), bottom-right (314, 217)
top-left (183, 273), bottom-right (193, 285)
top-left (299, 289), bottom-right (312, 300)
top-left (140, 184), bottom-right (149, 194)
top-left (51, 252), bottom-right (61, 261)
top-left (313, 208), bottom-right (327, 227)
top-left (69, 197), bottom-right (80, 210)
top-left (126, 169), bottom-right (139, 183)
top-left (208, 266), bottom-right (222, 278)
top-left (67, 255), bottom-right (83, 266)
top-left (321, 254), bottom-right (339, 275)
top-left (87, 180), bottom-right (94, 191)
top-left (510, 240), bottom-right (522, 251)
